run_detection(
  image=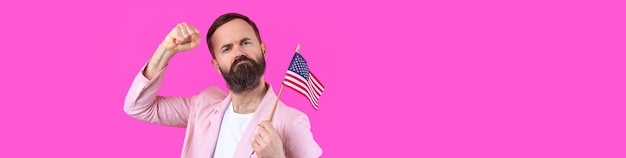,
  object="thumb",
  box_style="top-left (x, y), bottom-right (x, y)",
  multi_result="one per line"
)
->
top-left (176, 35), bottom-right (201, 52)
top-left (191, 34), bottom-right (201, 46)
